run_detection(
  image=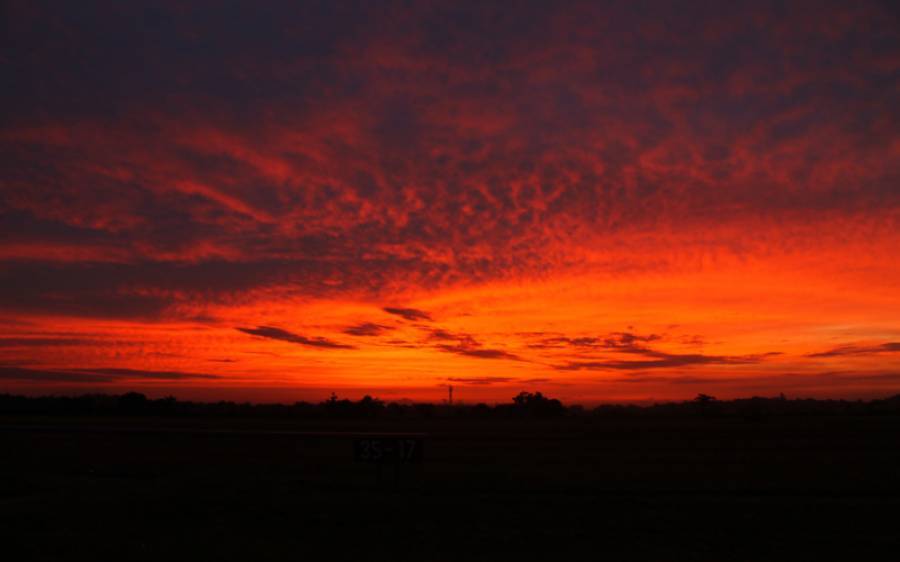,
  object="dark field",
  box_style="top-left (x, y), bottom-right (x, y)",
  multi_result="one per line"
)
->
top-left (2, 415), bottom-right (899, 561)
